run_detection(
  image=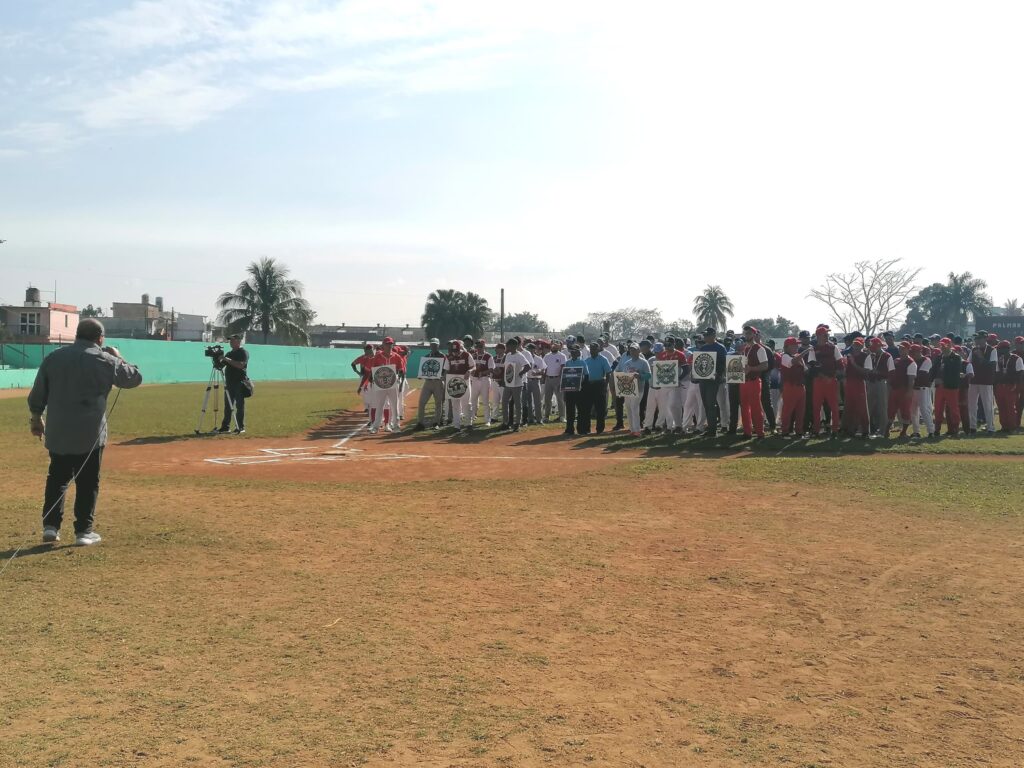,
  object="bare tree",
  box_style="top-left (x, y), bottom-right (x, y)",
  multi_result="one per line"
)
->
top-left (809, 258), bottom-right (921, 335)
